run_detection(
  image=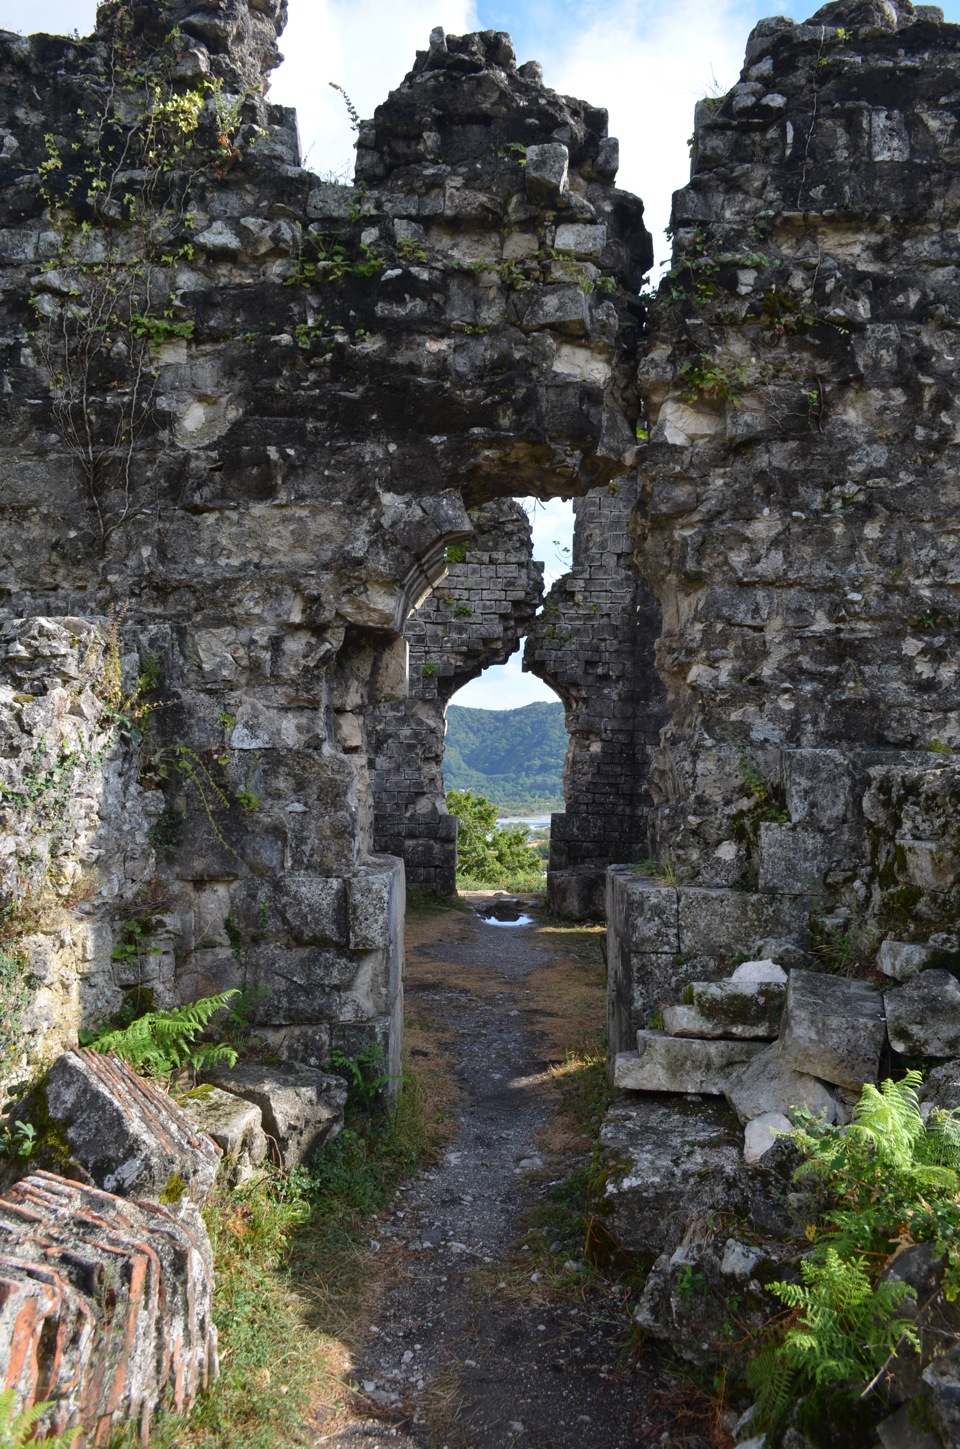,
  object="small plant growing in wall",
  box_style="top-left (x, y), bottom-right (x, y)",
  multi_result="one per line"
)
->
top-left (82, 989), bottom-right (240, 1079)
top-left (680, 353), bottom-right (751, 407)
